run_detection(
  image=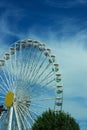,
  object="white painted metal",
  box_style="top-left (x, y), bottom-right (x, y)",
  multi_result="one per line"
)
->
top-left (8, 107), bottom-right (13, 130)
